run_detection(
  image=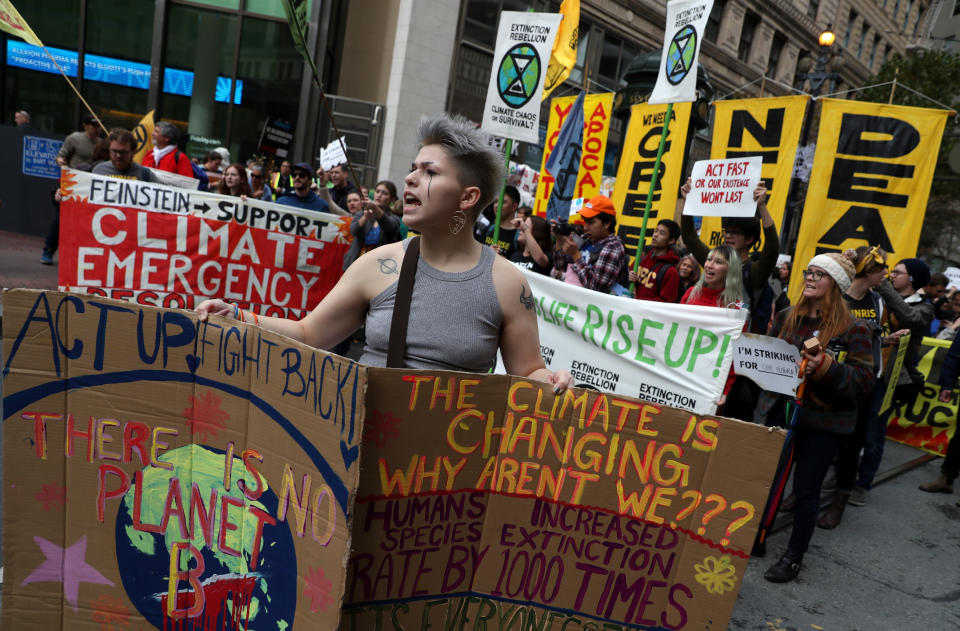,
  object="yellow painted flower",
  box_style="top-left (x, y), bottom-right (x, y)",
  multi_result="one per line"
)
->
top-left (693, 554), bottom-right (737, 595)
